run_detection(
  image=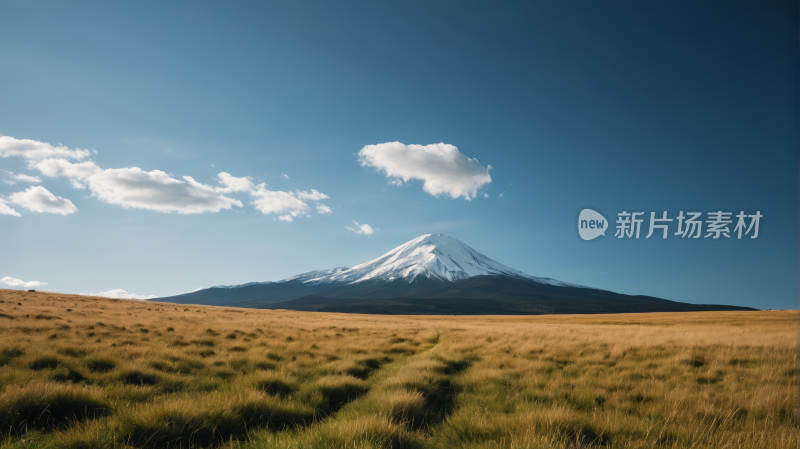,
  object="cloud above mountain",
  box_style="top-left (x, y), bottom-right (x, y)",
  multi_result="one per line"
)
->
top-left (250, 184), bottom-right (310, 221)
top-left (345, 220), bottom-right (374, 235)
top-left (358, 142), bottom-right (491, 200)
